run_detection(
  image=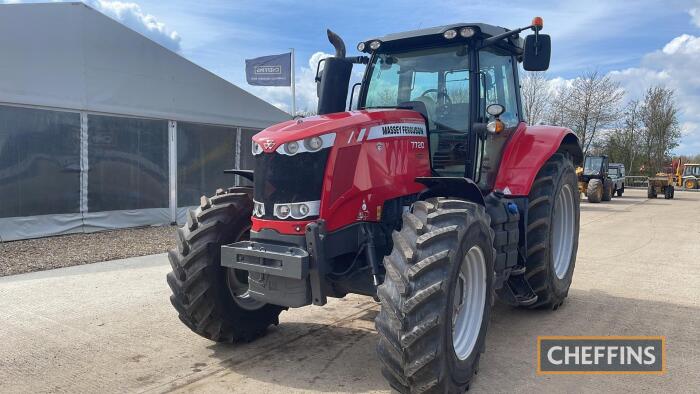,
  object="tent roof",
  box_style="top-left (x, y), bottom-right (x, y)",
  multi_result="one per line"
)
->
top-left (0, 2), bottom-right (290, 129)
